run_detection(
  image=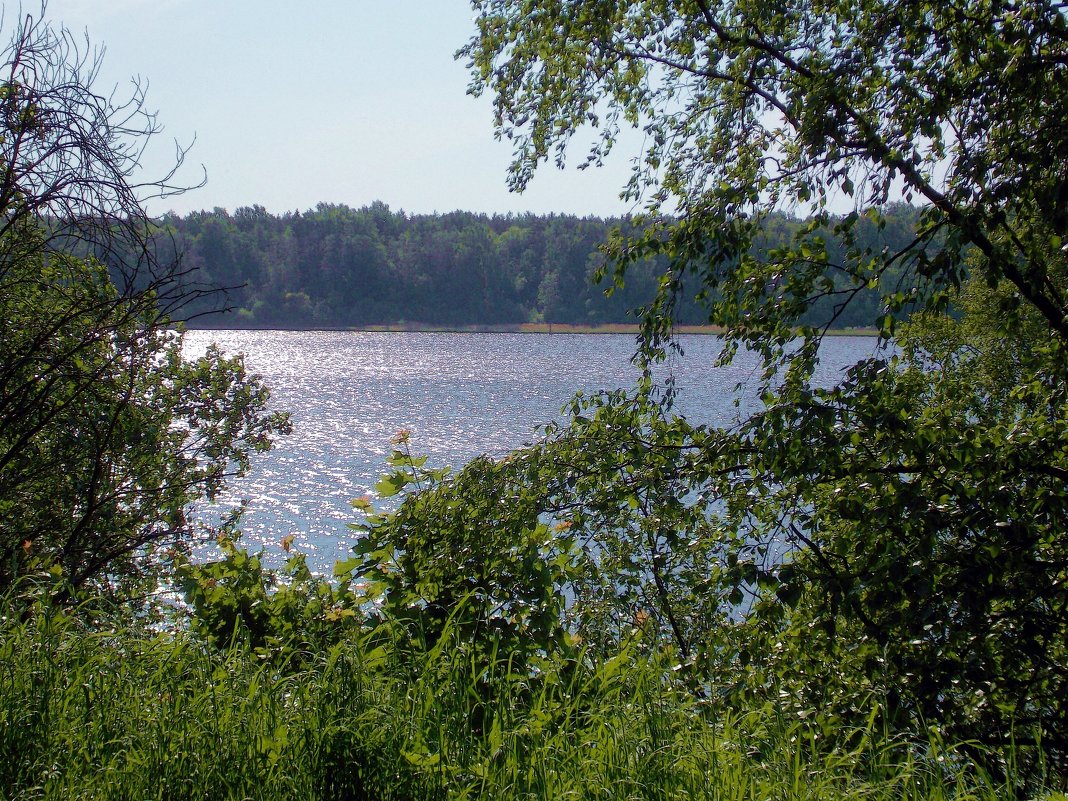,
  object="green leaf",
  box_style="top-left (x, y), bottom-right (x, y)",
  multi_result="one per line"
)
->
top-left (375, 473), bottom-right (409, 498)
